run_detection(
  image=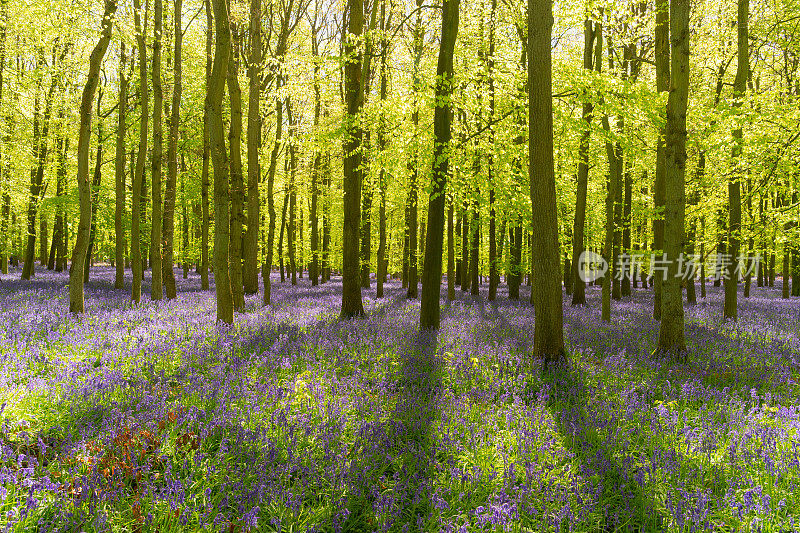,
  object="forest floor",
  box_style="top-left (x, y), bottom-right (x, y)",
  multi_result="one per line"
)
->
top-left (0, 266), bottom-right (798, 532)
